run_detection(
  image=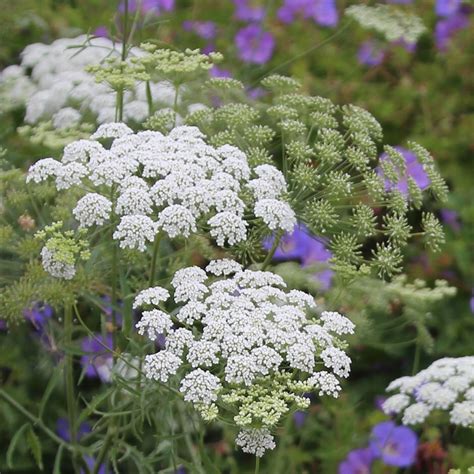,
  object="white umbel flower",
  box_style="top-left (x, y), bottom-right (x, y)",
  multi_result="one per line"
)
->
top-left (320, 311), bottom-right (355, 336)
top-left (136, 310), bottom-right (173, 340)
top-left (384, 357), bottom-right (474, 427)
top-left (208, 212), bottom-right (248, 247)
top-left (254, 199), bottom-right (296, 232)
top-left (449, 401), bottom-right (474, 428)
top-left (156, 205), bottom-right (197, 238)
top-left (235, 429), bottom-right (276, 457)
top-left (206, 259), bottom-right (243, 276)
top-left (180, 369), bottom-right (222, 405)
top-left (73, 193), bottom-right (112, 228)
top-left (113, 215), bottom-right (157, 251)
top-left (40, 246), bottom-right (76, 280)
top-left (308, 371), bottom-right (342, 398)
top-left (133, 287), bottom-right (170, 309)
top-left (26, 158), bottom-right (61, 183)
top-left (144, 351), bottom-right (181, 382)
top-left (91, 122), bottom-right (133, 139)
top-left (116, 187), bottom-right (153, 216)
